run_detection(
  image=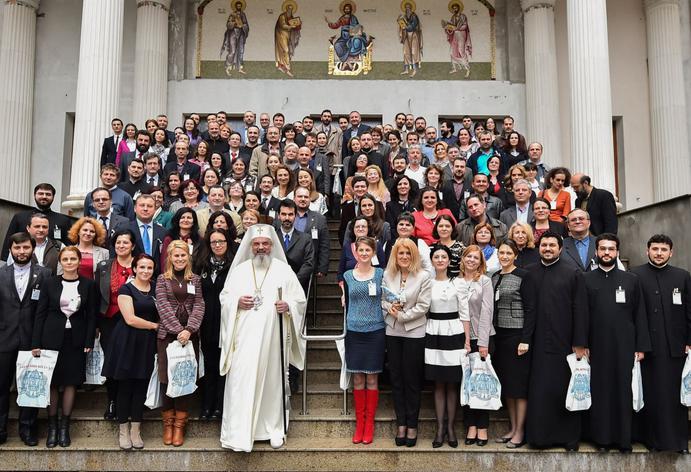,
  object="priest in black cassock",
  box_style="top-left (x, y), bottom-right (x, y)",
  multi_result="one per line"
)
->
top-left (522, 231), bottom-right (589, 451)
top-left (583, 234), bottom-right (651, 452)
top-left (631, 234), bottom-right (691, 454)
